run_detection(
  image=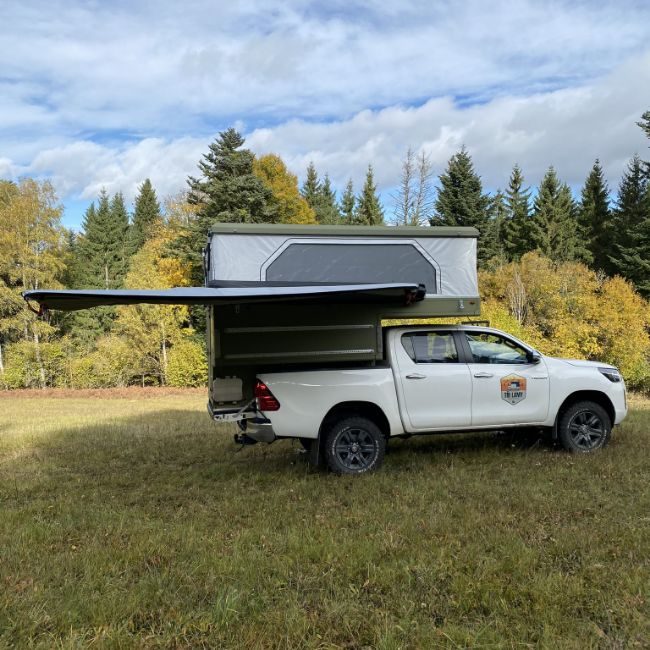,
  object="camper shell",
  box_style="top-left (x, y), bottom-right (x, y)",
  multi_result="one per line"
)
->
top-left (205, 224), bottom-right (479, 413)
